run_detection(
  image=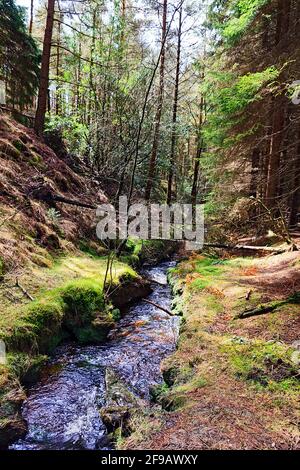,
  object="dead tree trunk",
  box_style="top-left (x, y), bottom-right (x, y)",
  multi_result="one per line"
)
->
top-left (34, 0), bottom-right (55, 136)
top-left (249, 148), bottom-right (260, 198)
